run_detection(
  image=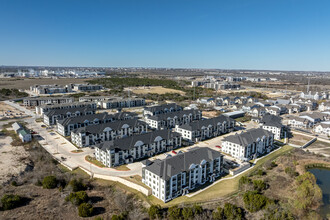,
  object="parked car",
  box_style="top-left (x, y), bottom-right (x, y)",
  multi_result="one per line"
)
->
top-left (172, 150), bottom-right (177, 154)
top-left (216, 145), bottom-right (221, 148)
